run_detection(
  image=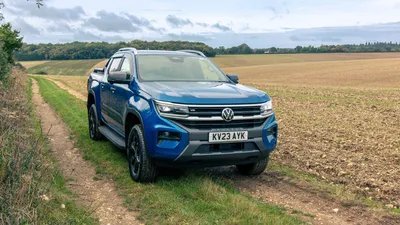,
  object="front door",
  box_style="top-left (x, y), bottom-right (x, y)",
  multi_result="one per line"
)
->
top-left (100, 57), bottom-right (122, 125)
top-left (110, 54), bottom-right (135, 133)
